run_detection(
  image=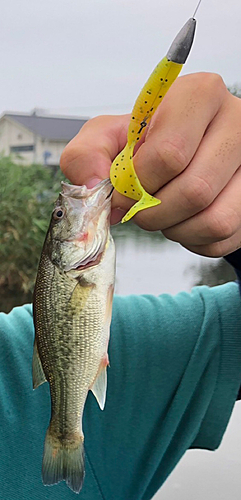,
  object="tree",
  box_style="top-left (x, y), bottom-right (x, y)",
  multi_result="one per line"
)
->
top-left (228, 84), bottom-right (241, 98)
top-left (0, 157), bottom-right (65, 311)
